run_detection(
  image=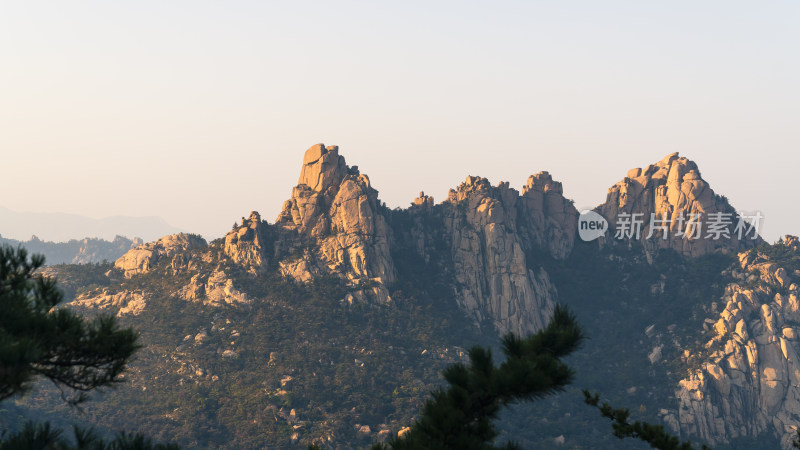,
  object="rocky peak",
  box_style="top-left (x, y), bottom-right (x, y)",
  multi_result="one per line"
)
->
top-left (519, 171), bottom-right (577, 259)
top-left (599, 153), bottom-right (761, 258)
top-left (404, 172), bottom-right (578, 335)
top-left (412, 191), bottom-right (434, 209)
top-left (275, 144), bottom-right (396, 294)
top-left (298, 144), bottom-right (348, 194)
